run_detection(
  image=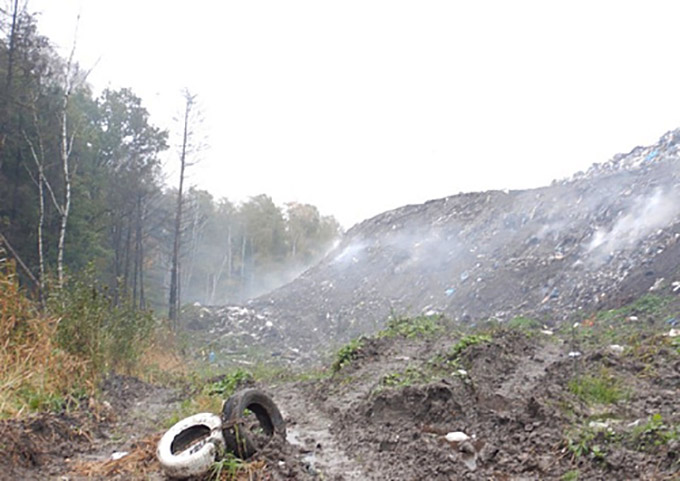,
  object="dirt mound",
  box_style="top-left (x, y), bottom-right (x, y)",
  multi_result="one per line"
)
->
top-left (303, 326), bottom-right (680, 480)
top-left (0, 412), bottom-right (93, 480)
top-left (196, 128), bottom-right (680, 363)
